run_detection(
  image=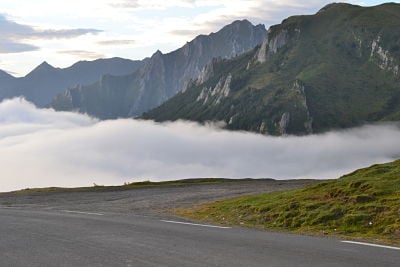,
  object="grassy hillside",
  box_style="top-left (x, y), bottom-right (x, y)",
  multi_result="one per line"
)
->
top-left (177, 160), bottom-right (400, 245)
top-left (144, 3), bottom-right (400, 135)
